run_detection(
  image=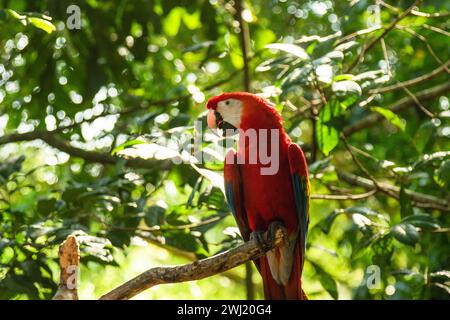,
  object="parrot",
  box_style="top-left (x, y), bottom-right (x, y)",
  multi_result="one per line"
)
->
top-left (206, 92), bottom-right (310, 300)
